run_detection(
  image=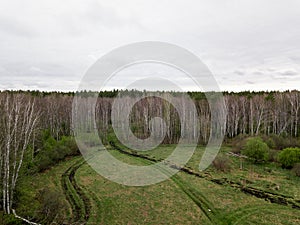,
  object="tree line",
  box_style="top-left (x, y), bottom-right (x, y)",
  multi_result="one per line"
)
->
top-left (1, 89), bottom-right (300, 215)
top-left (1, 89), bottom-right (300, 143)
